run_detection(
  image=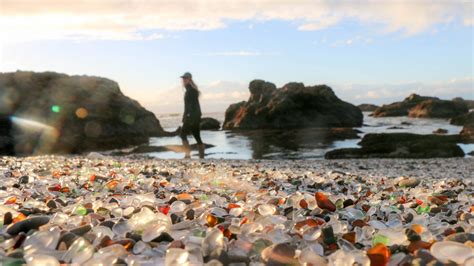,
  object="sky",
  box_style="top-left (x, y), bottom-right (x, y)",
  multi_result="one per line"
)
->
top-left (1, 0), bottom-right (473, 114)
